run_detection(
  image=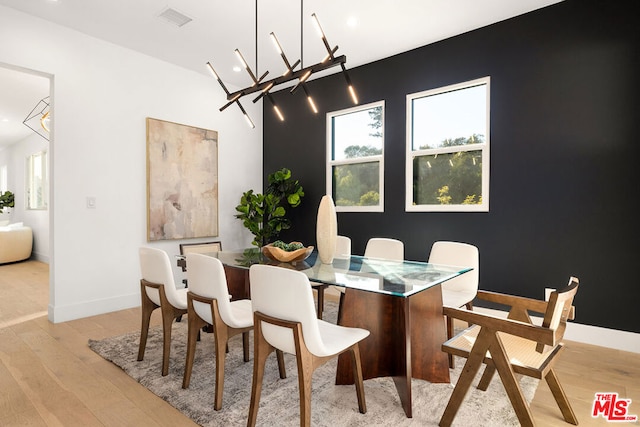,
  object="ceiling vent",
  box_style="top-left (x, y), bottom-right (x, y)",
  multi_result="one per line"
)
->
top-left (158, 7), bottom-right (193, 27)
